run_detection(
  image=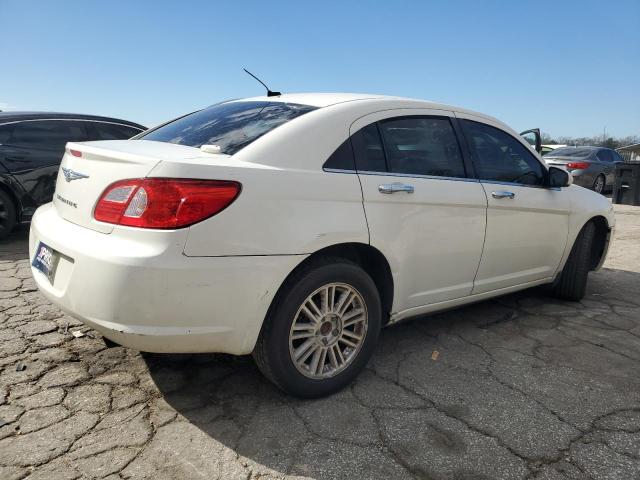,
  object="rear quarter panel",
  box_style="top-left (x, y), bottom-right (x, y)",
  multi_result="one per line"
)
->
top-left (174, 101), bottom-right (389, 256)
top-left (154, 159), bottom-right (369, 257)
